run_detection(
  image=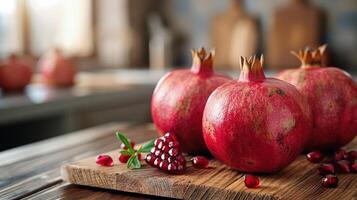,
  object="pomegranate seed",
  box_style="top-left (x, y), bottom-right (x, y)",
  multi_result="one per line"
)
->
top-left (159, 161), bottom-right (169, 171)
top-left (244, 174), bottom-right (260, 189)
top-left (306, 151), bottom-right (324, 163)
top-left (162, 145), bottom-right (170, 153)
top-left (191, 156), bottom-right (209, 169)
top-left (156, 140), bottom-right (164, 150)
top-left (154, 158), bottom-right (162, 166)
top-left (161, 153), bottom-right (169, 160)
top-left (167, 163), bottom-right (178, 172)
top-left (176, 155), bottom-right (185, 163)
top-left (318, 163), bottom-right (335, 176)
top-left (169, 148), bottom-right (179, 157)
top-left (168, 141), bottom-right (179, 148)
top-left (154, 150), bottom-right (162, 157)
top-left (154, 138), bottom-right (163, 146)
top-left (334, 149), bottom-right (348, 161)
top-left (335, 160), bottom-right (351, 173)
top-left (120, 141), bottom-right (135, 150)
top-left (351, 162), bottom-right (357, 173)
top-left (145, 153), bottom-right (156, 166)
top-left (321, 175), bottom-right (338, 188)
top-left (347, 150), bottom-right (357, 161)
top-left (164, 132), bottom-right (175, 139)
top-left (96, 154), bottom-right (113, 167)
top-left (137, 153), bottom-right (142, 160)
top-left (119, 154), bottom-right (130, 163)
